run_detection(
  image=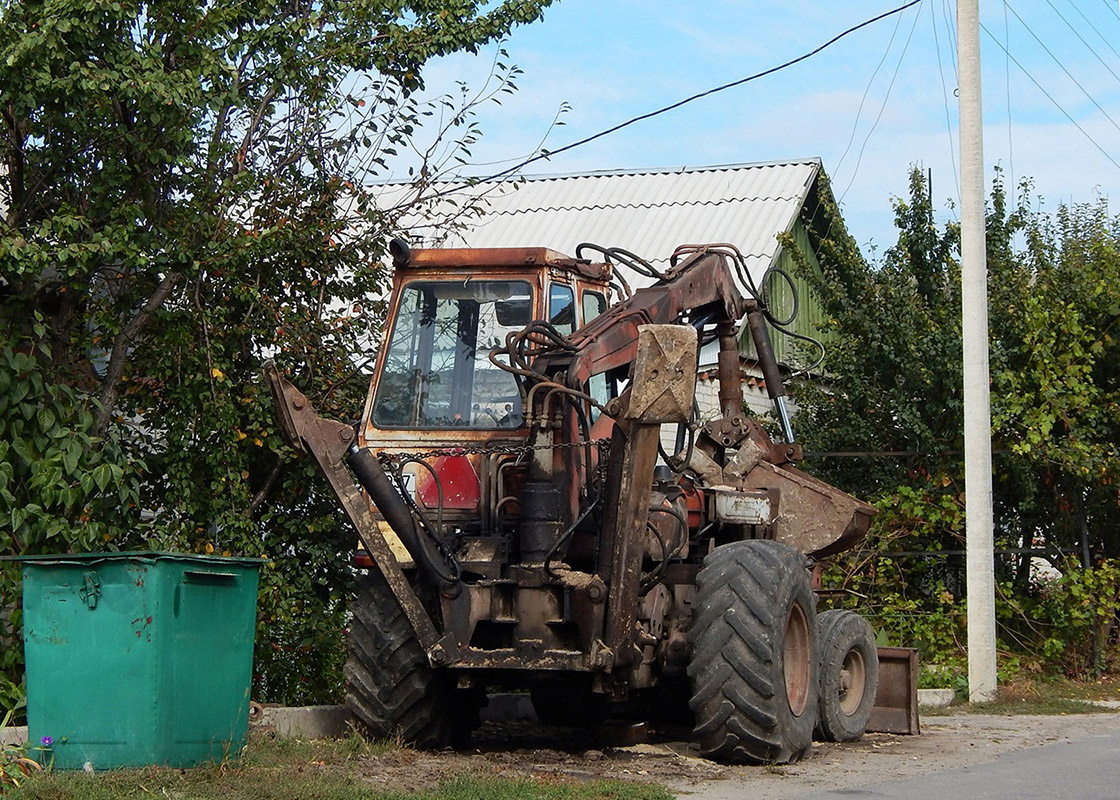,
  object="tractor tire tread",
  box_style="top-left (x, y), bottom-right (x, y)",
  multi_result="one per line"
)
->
top-left (688, 539), bottom-right (817, 765)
